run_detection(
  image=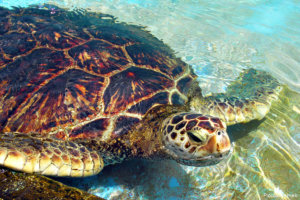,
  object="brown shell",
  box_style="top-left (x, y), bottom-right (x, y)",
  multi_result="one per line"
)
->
top-left (0, 6), bottom-right (196, 140)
